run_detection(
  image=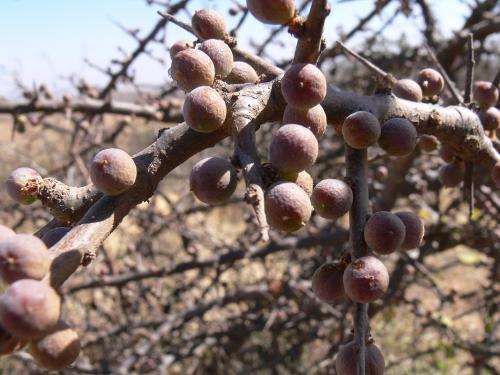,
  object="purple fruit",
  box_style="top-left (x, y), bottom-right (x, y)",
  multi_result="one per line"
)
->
top-left (417, 68), bottom-right (444, 97)
top-left (311, 179), bottom-right (353, 220)
top-left (283, 104), bottom-right (327, 139)
top-left (190, 157), bottom-right (237, 205)
top-left (199, 39), bottom-right (234, 78)
top-left (364, 211), bottom-right (406, 255)
top-left (378, 118), bottom-right (417, 156)
top-left (281, 64), bottom-right (327, 109)
top-left (169, 40), bottom-right (194, 59)
top-left (395, 211), bottom-right (425, 250)
top-left (311, 262), bottom-right (345, 302)
top-left (191, 8), bottom-right (227, 40)
top-left (265, 182), bottom-right (312, 232)
top-left (336, 341), bottom-right (385, 375)
top-left (479, 107), bottom-right (500, 131)
top-left (183, 86), bottom-right (227, 133)
top-left (5, 167), bottom-right (42, 205)
top-left (342, 111), bottom-right (381, 149)
top-left (90, 148), bottom-right (137, 196)
top-left (343, 256), bottom-right (389, 303)
top-left (393, 79), bottom-right (423, 102)
top-left (270, 124), bottom-right (318, 173)
top-left (0, 234), bottom-right (51, 284)
top-left (246, 0), bottom-right (296, 25)
top-left (225, 61), bottom-right (259, 84)
top-left (474, 81), bottom-right (499, 109)
top-left (0, 279), bottom-right (61, 339)
top-left (438, 162), bottom-right (464, 188)
top-left (170, 49), bottom-right (215, 92)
